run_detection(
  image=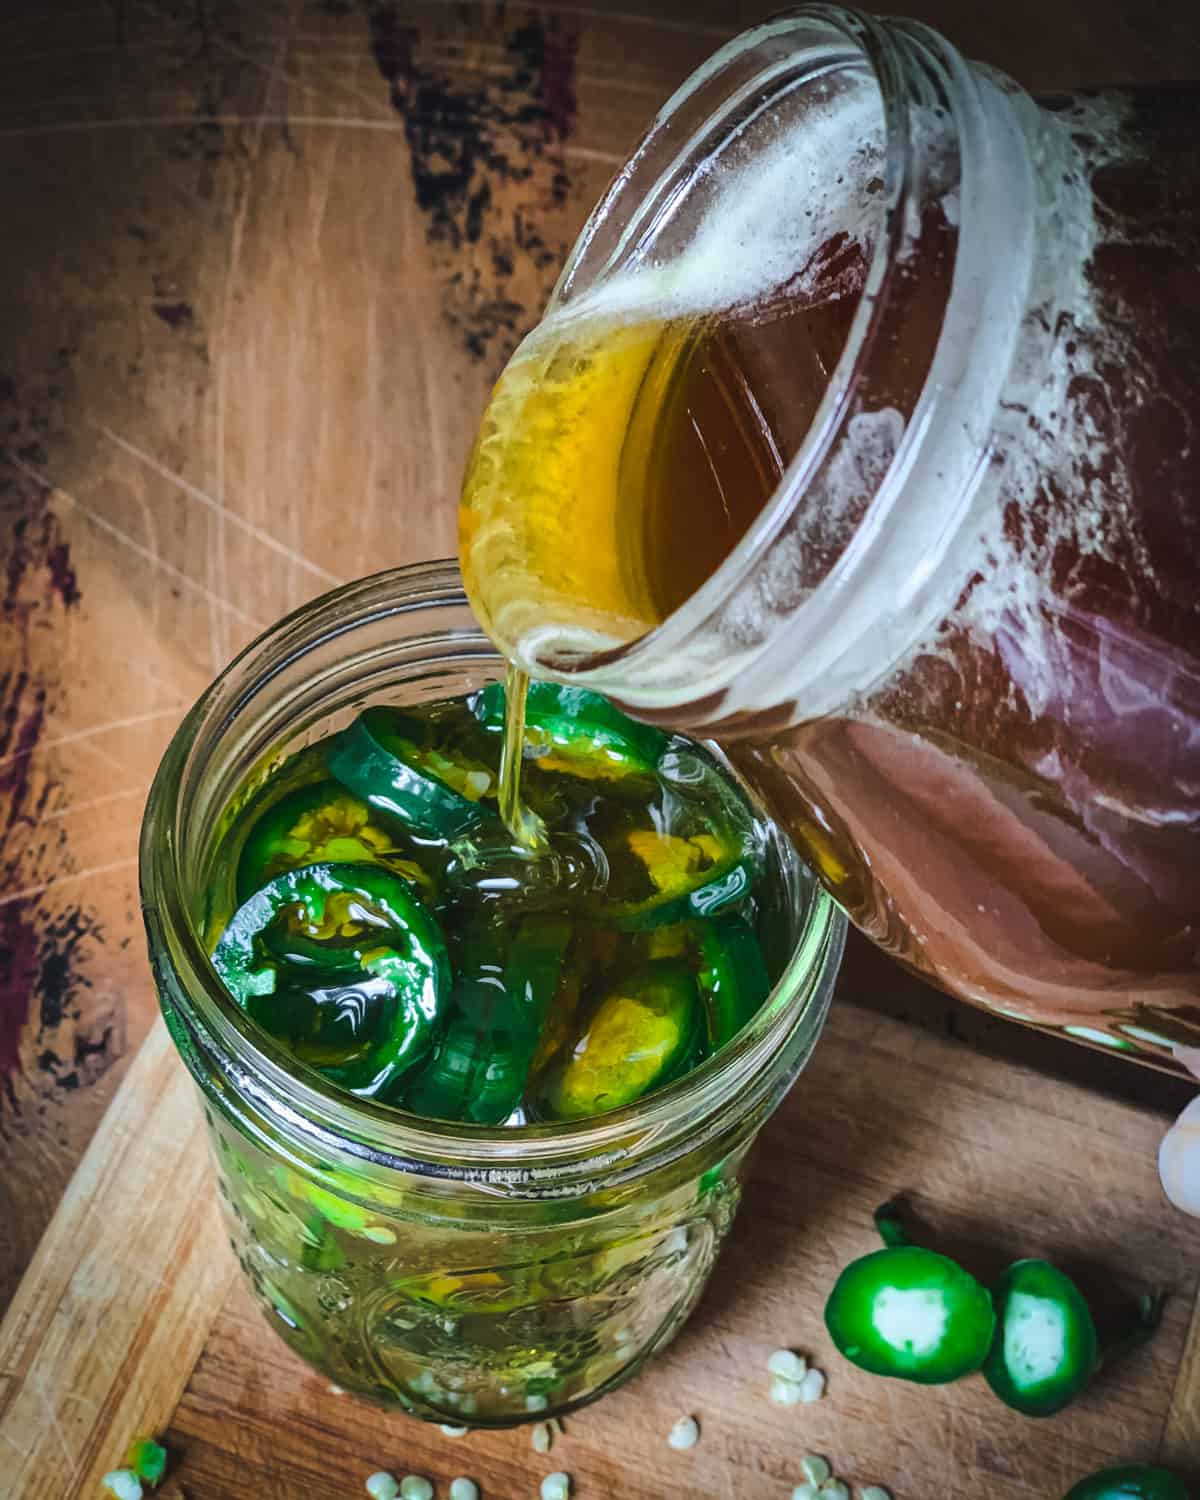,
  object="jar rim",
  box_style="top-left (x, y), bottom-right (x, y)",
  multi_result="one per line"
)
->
top-left (140, 560), bottom-right (846, 1190)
